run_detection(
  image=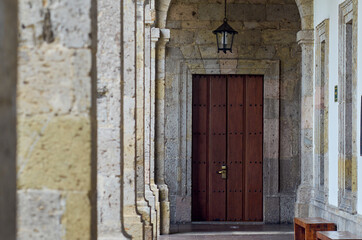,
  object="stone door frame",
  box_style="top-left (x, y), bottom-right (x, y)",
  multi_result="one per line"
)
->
top-left (174, 59), bottom-right (281, 223)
